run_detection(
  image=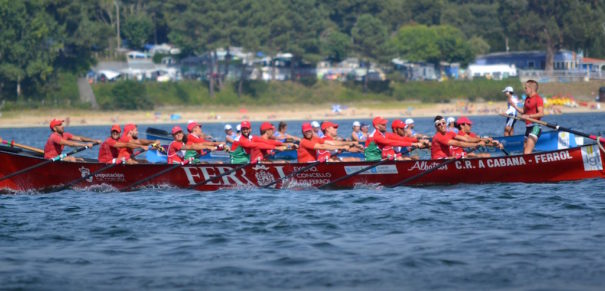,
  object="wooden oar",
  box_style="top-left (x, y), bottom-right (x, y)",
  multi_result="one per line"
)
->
top-left (50, 149), bottom-right (147, 192)
top-left (0, 142), bottom-right (100, 183)
top-left (0, 137), bottom-right (44, 154)
top-left (387, 147), bottom-right (479, 188)
top-left (501, 113), bottom-right (605, 143)
top-left (317, 147), bottom-right (416, 189)
top-left (187, 163), bottom-right (250, 190)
